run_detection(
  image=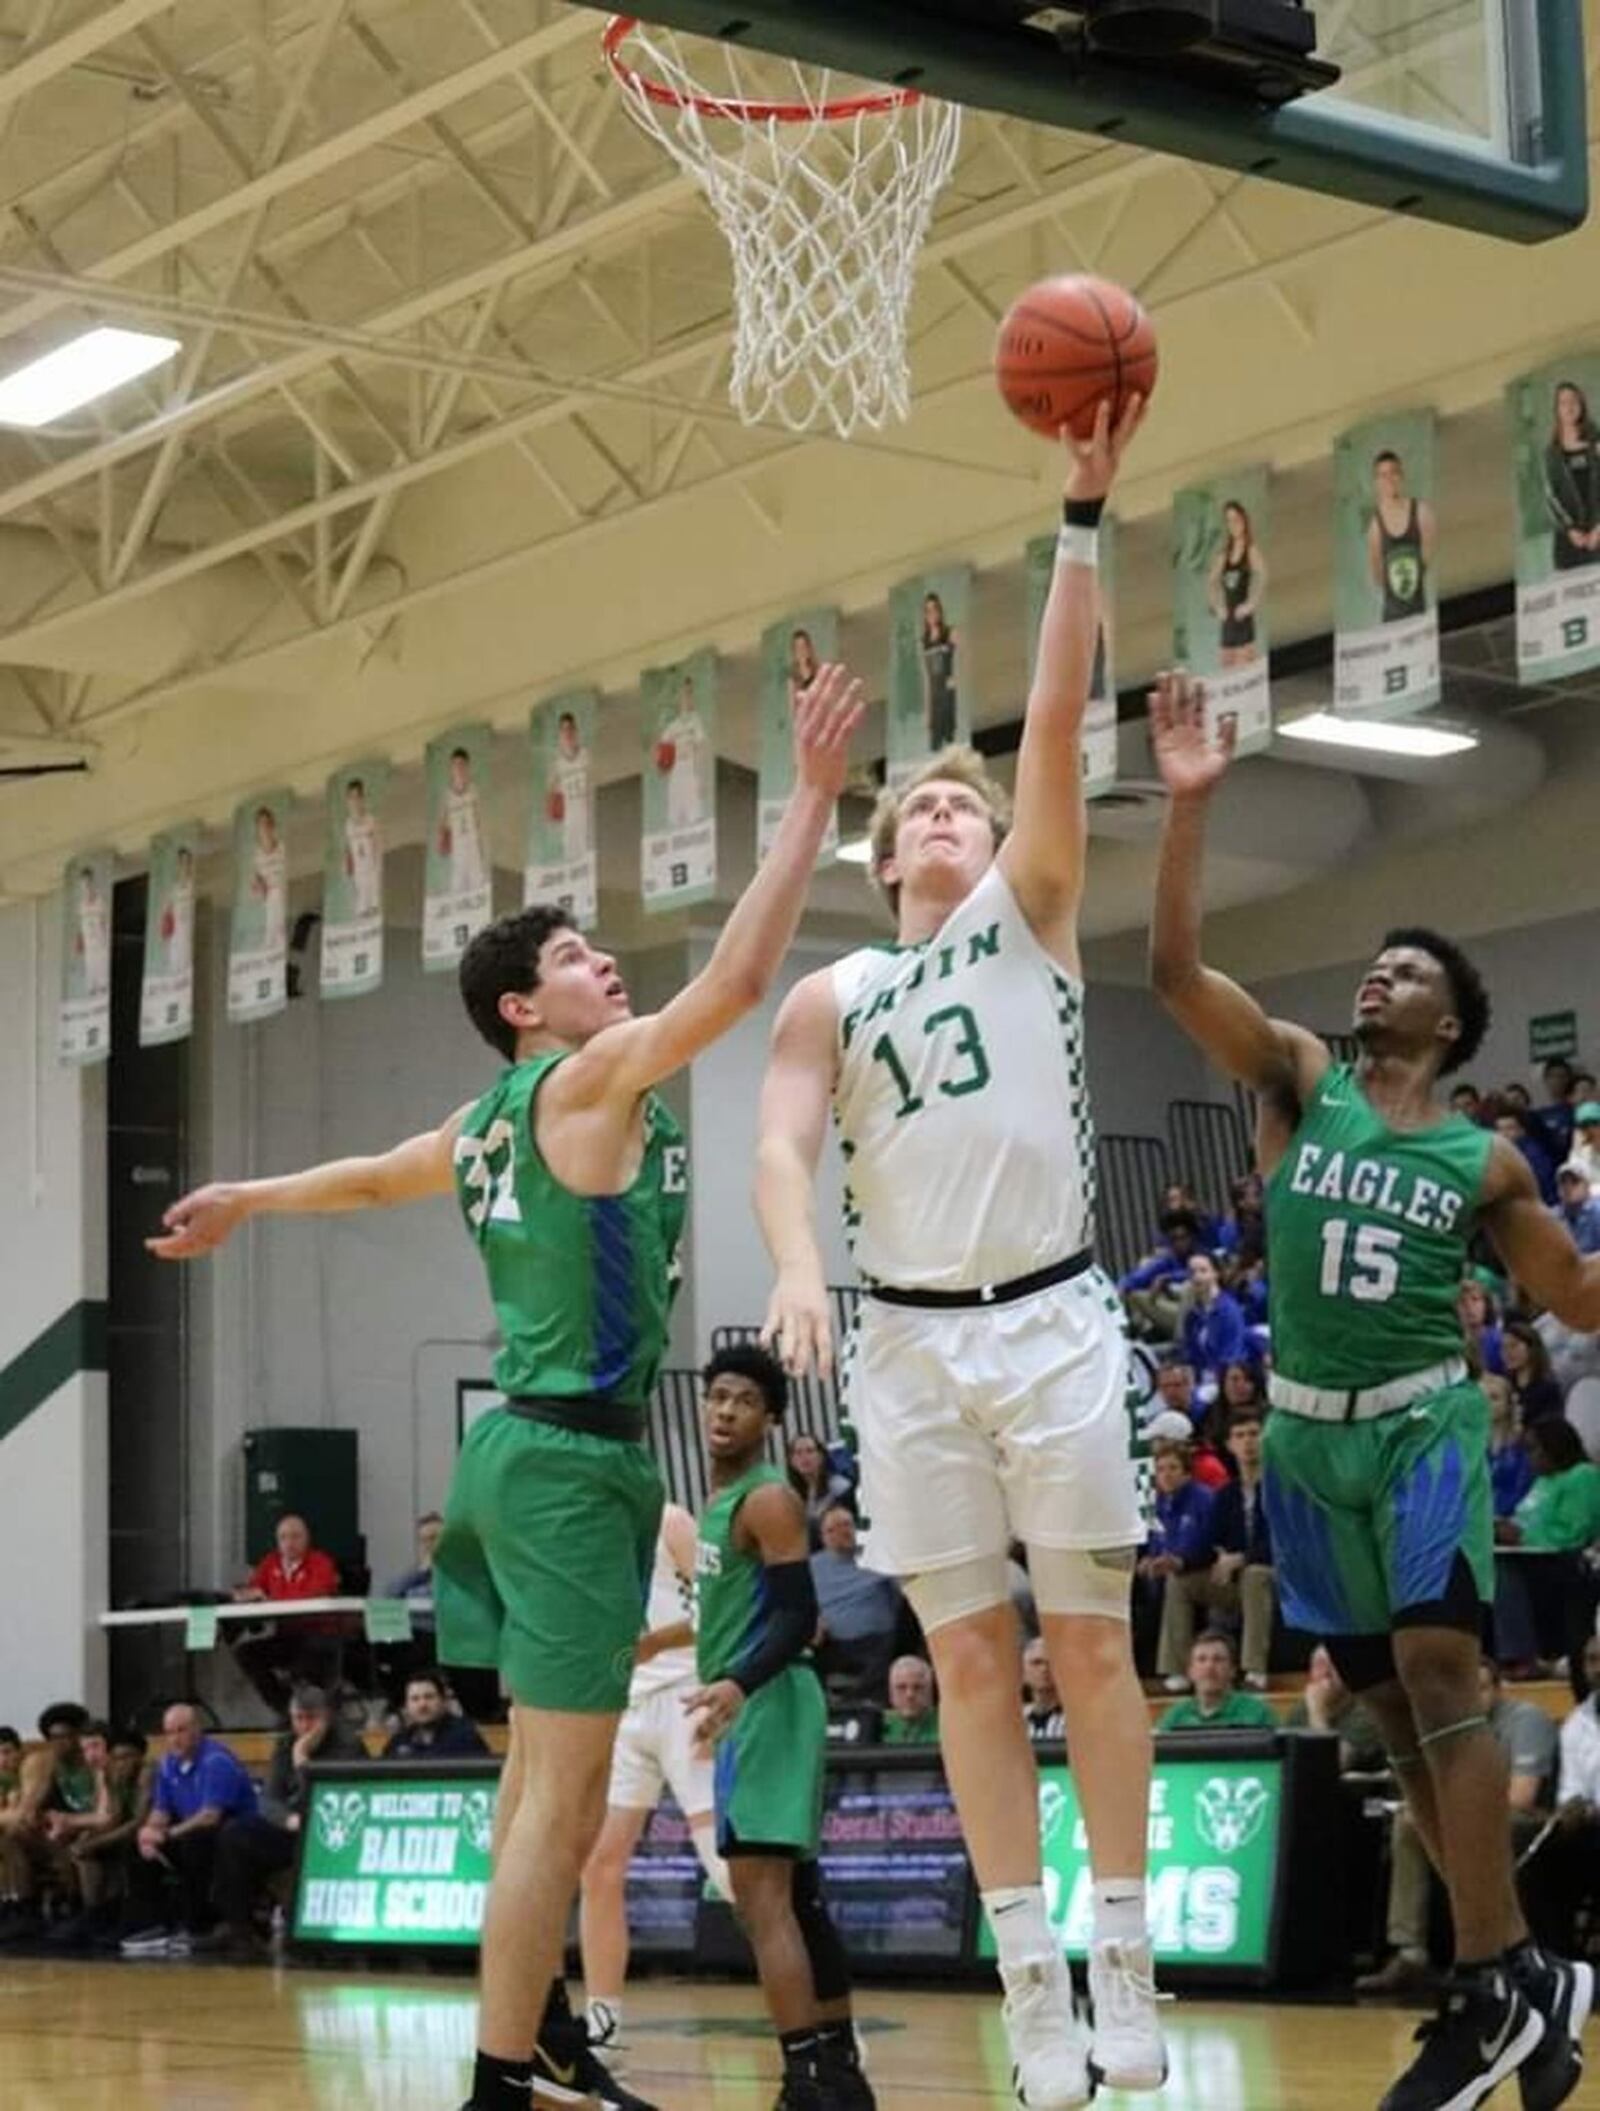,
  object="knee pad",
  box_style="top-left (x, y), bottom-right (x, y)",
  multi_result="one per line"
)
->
top-left (791, 1857), bottom-right (852, 2005)
top-left (903, 1554), bottom-right (1012, 1636)
top-left (1028, 1543), bottom-right (1135, 1621)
